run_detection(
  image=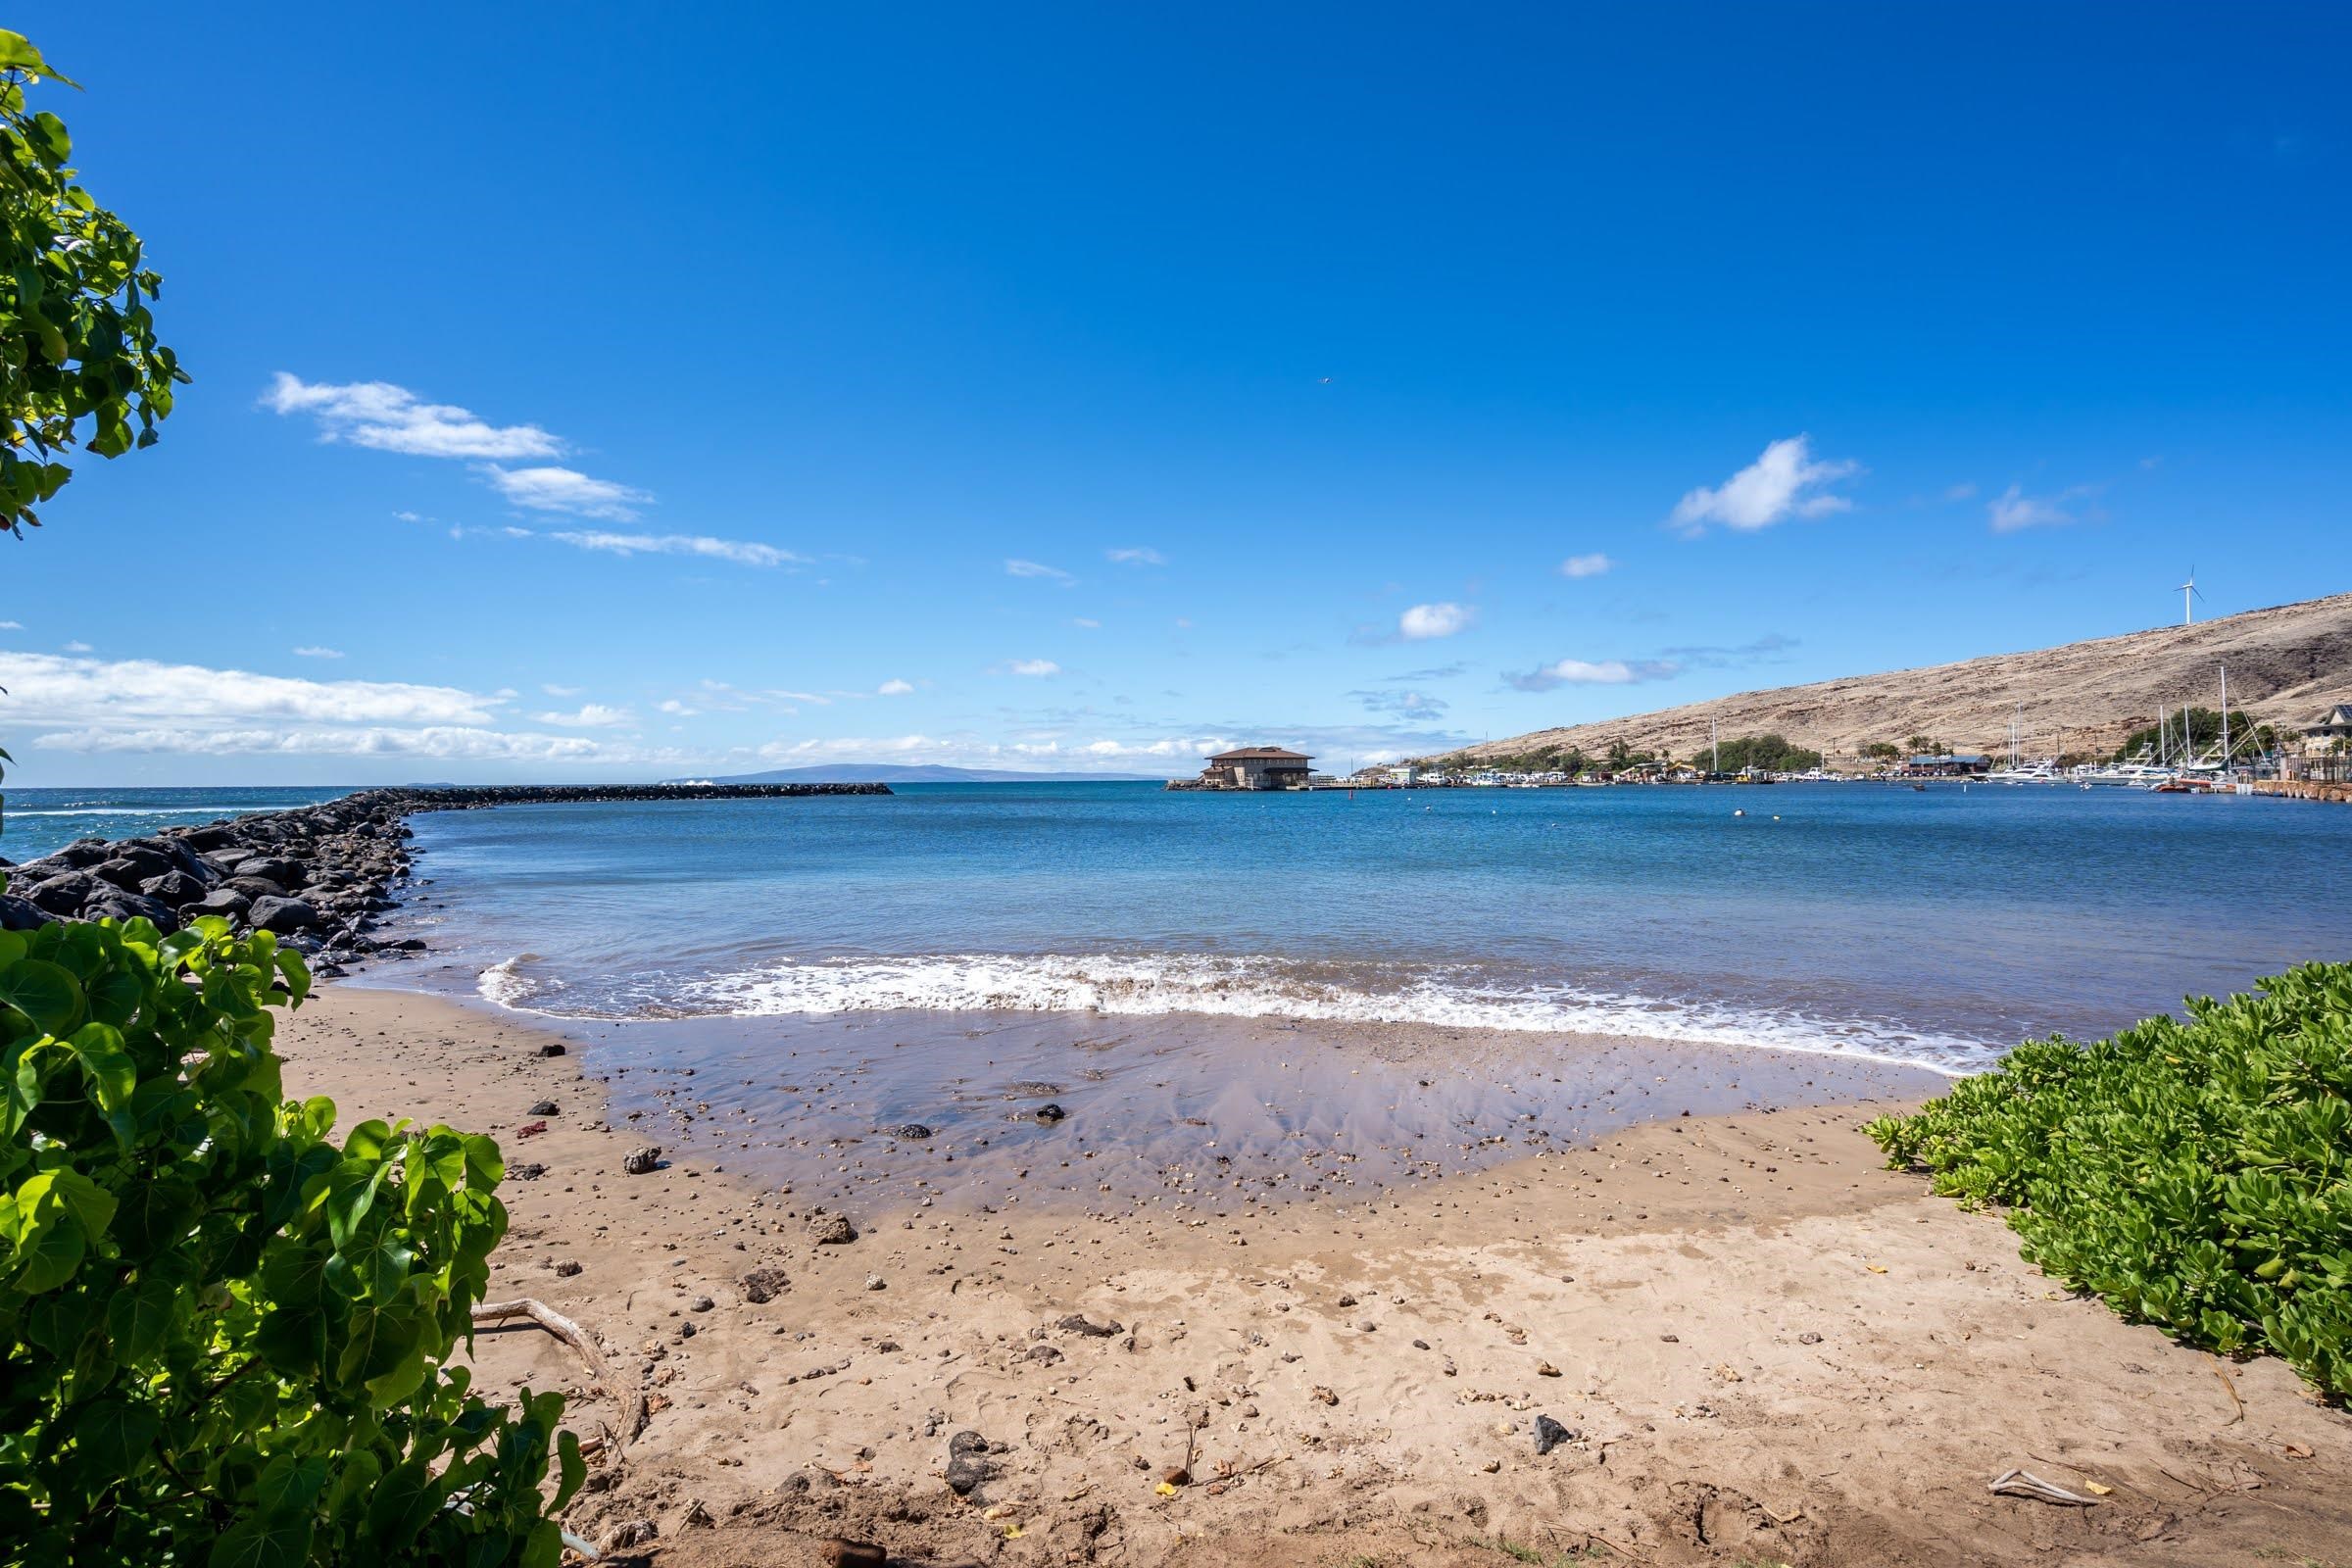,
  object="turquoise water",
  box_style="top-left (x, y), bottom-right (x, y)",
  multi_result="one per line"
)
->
top-left (389, 780), bottom-right (2352, 1075)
